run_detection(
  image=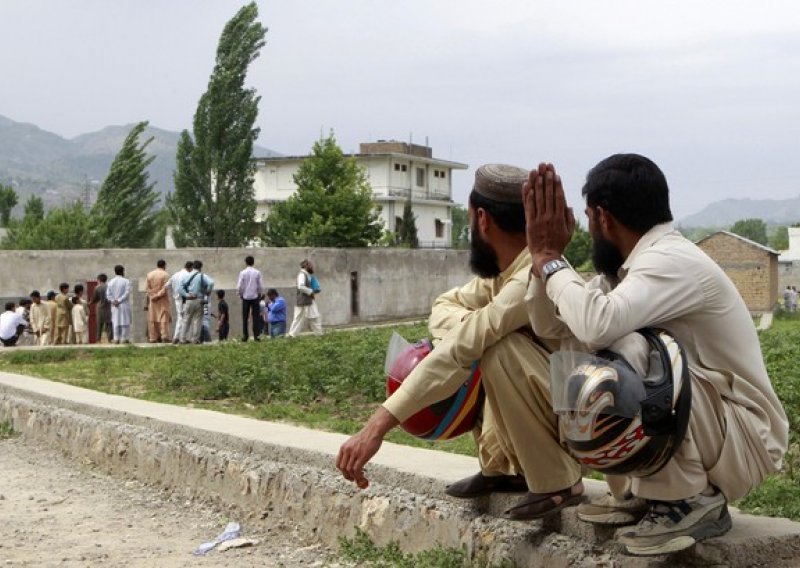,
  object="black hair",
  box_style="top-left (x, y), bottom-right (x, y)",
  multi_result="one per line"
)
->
top-left (74, 284), bottom-right (84, 294)
top-left (46, 291), bottom-right (56, 300)
top-left (267, 288), bottom-right (278, 297)
top-left (19, 298), bottom-right (31, 307)
top-left (582, 154), bottom-right (673, 233)
top-left (157, 259), bottom-right (166, 268)
top-left (97, 273), bottom-right (107, 282)
top-left (114, 264), bottom-right (124, 275)
top-left (245, 255), bottom-right (255, 266)
top-left (216, 289), bottom-right (225, 299)
top-left (30, 290), bottom-right (41, 298)
top-left (185, 260), bottom-right (194, 270)
top-left (59, 282), bottom-right (69, 291)
top-left (4, 302), bottom-right (14, 311)
top-left (468, 190), bottom-right (526, 234)
top-left (193, 260), bottom-right (203, 270)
